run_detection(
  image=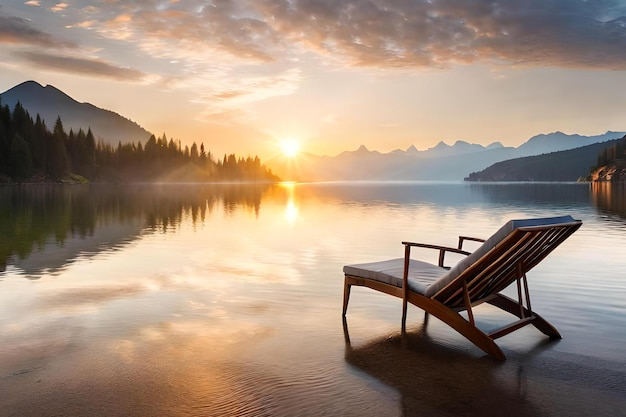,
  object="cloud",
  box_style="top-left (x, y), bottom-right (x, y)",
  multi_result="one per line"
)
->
top-left (47, 0), bottom-right (622, 124)
top-left (91, 2), bottom-right (279, 62)
top-left (9, 0), bottom-right (622, 123)
top-left (51, 2), bottom-right (69, 13)
top-left (252, 0), bottom-right (626, 70)
top-left (70, 0), bottom-right (626, 71)
top-left (6, 0), bottom-right (625, 81)
top-left (0, 14), bottom-right (76, 48)
top-left (37, 284), bottom-right (146, 311)
top-left (191, 67), bottom-right (303, 124)
top-left (14, 50), bottom-right (147, 81)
